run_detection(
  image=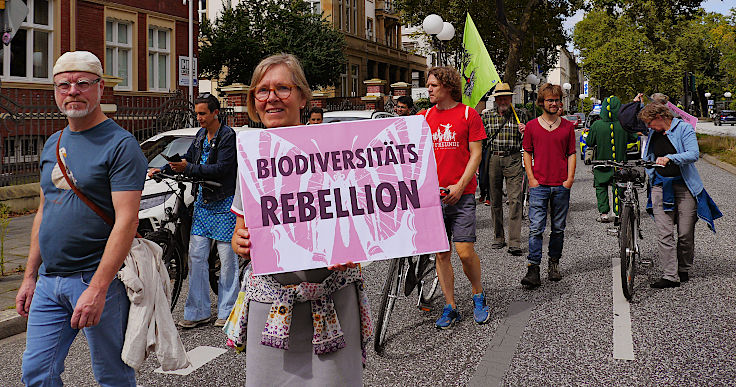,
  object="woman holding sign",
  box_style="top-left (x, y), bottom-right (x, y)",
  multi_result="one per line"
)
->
top-left (227, 54), bottom-right (371, 386)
